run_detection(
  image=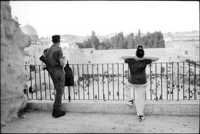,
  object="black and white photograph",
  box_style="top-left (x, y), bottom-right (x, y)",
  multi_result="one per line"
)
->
top-left (1, 1), bottom-right (199, 133)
